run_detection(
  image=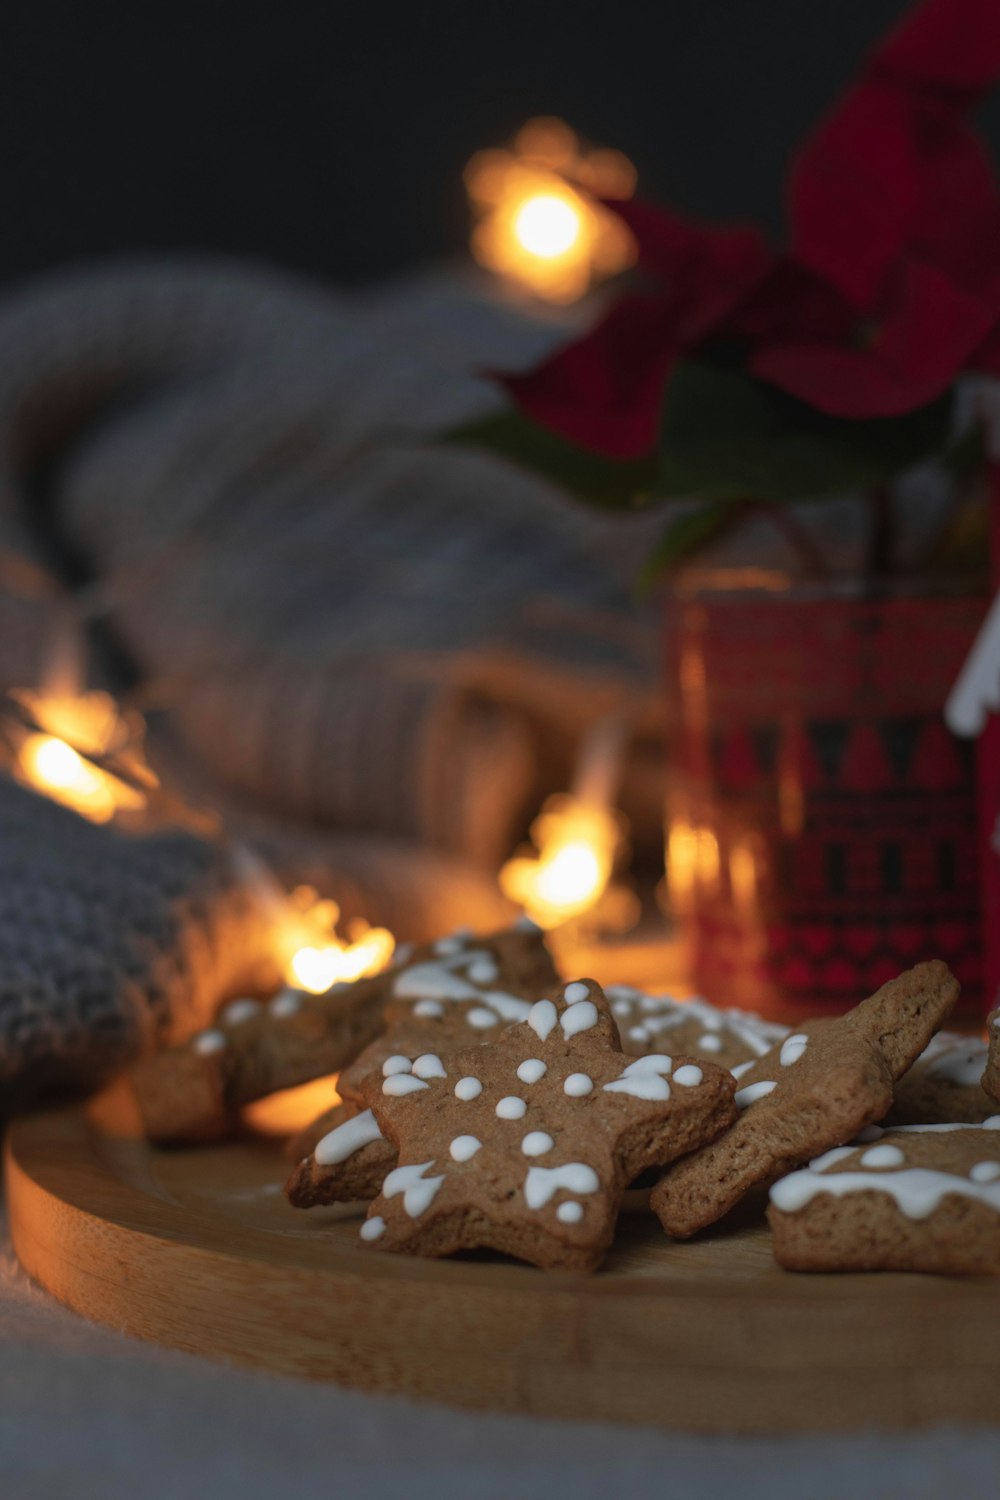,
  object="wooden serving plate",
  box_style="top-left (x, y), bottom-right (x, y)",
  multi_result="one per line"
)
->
top-left (7, 1088), bottom-right (1000, 1434)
